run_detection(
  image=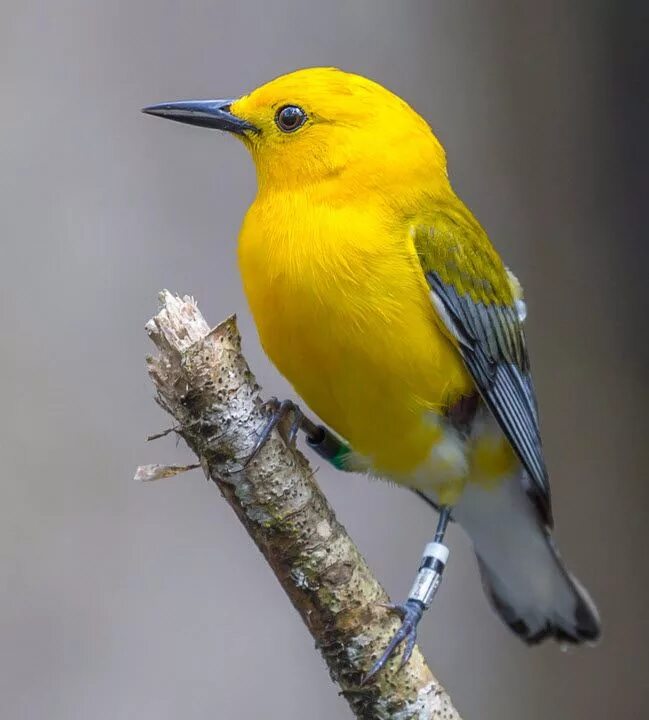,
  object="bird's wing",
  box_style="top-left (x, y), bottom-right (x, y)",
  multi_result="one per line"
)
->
top-left (413, 204), bottom-right (552, 526)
